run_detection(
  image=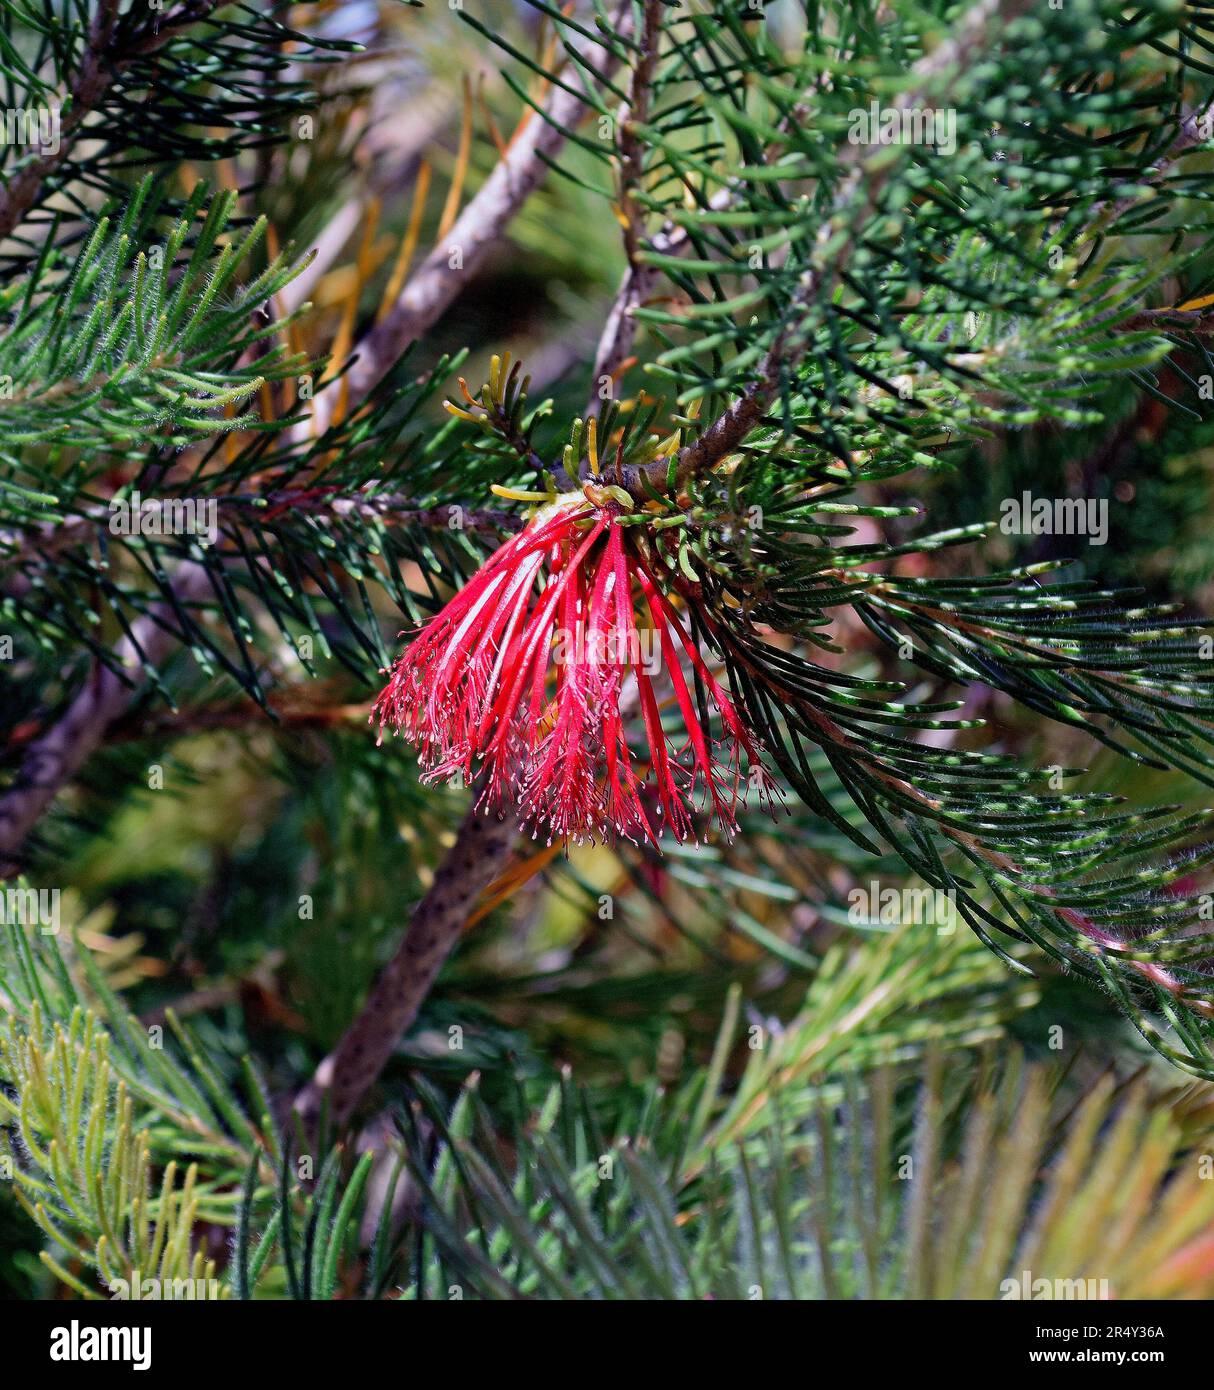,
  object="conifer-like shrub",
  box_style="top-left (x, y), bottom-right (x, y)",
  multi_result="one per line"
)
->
top-left (4, 0), bottom-right (1214, 1312)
